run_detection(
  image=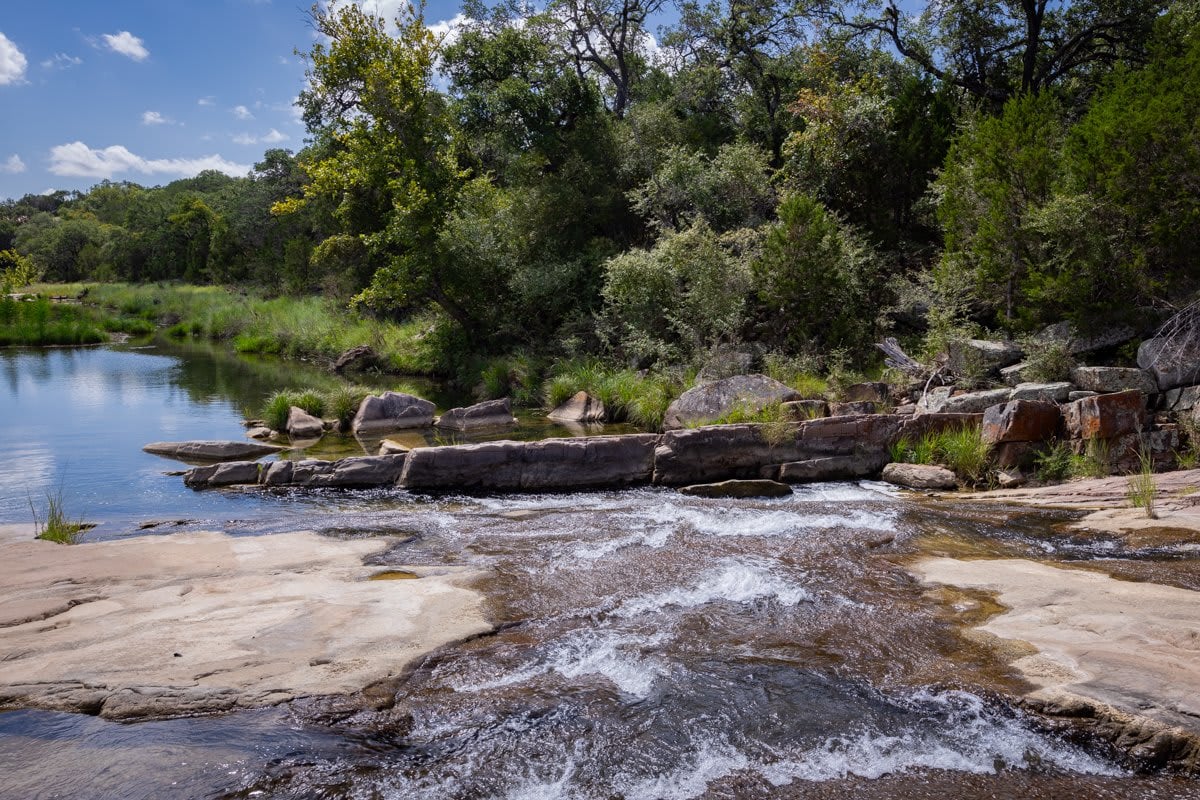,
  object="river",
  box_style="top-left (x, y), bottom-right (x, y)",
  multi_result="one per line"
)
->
top-left (1, 343), bottom-right (1196, 799)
